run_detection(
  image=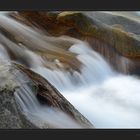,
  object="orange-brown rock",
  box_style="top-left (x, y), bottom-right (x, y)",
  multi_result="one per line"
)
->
top-left (10, 11), bottom-right (140, 75)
